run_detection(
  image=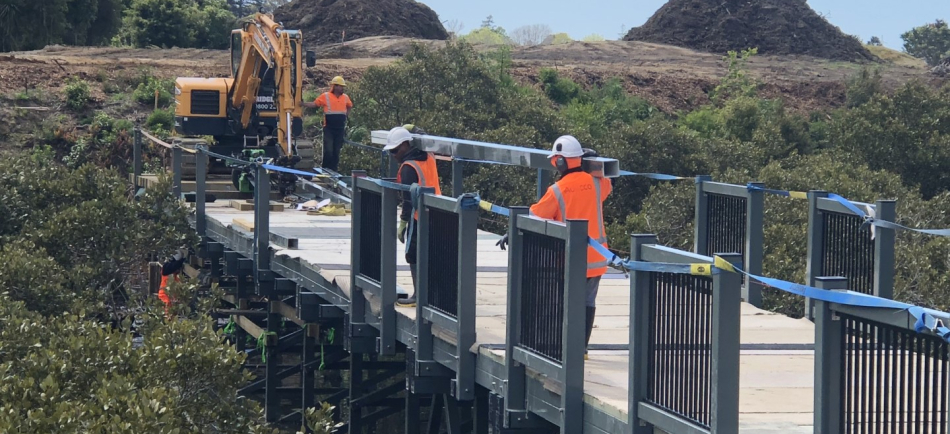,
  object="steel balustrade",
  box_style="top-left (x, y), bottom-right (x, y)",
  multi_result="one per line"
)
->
top-left (694, 178), bottom-right (765, 307)
top-left (630, 235), bottom-right (742, 434)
